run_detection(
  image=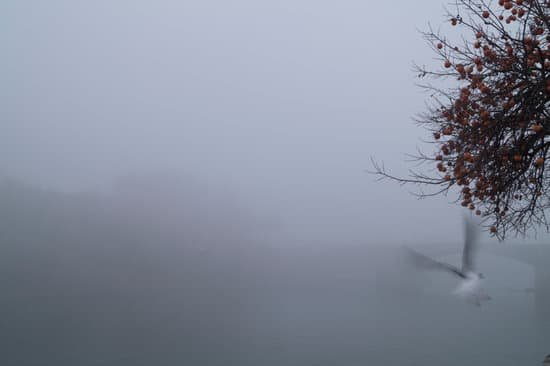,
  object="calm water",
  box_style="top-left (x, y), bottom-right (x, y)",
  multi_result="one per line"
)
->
top-left (0, 183), bottom-right (548, 365)
top-left (1, 242), bottom-right (548, 366)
